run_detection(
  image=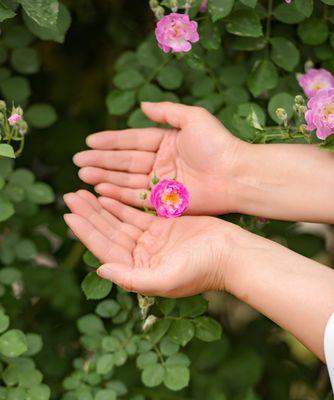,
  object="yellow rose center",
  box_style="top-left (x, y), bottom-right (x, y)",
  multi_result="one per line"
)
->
top-left (162, 191), bottom-right (180, 206)
top-left (311, 81), bottom-right (326, 92)
top-left (323, 103), bottom-right (334, 119)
